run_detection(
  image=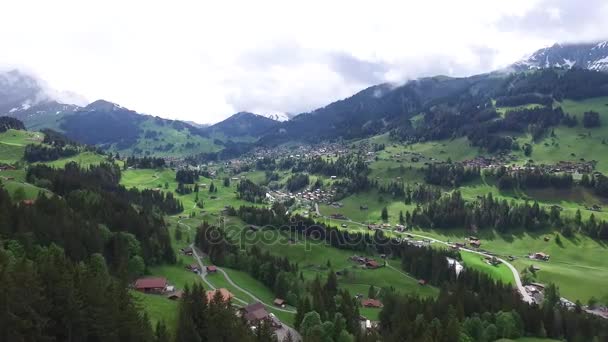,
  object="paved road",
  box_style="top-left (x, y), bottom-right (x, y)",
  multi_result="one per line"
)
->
top-left (318, 208), bottom-right (535, 304)
top-left (175, 220), bottom-right (301, 341)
